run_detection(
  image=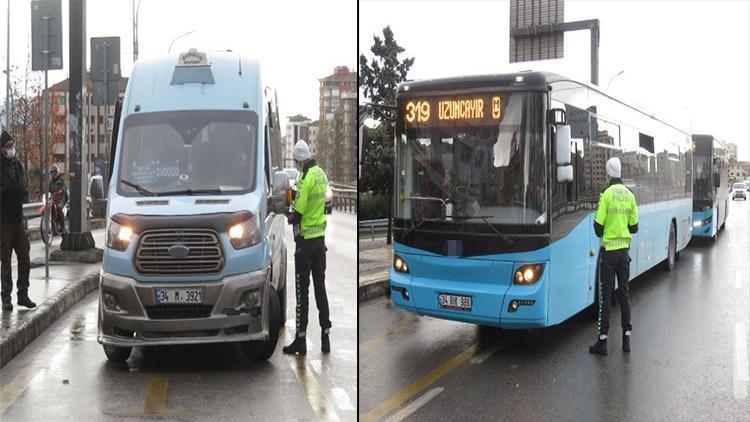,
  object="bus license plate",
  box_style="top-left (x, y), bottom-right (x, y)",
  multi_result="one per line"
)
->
top-left (155, 288), bottom-right (203, 304)
top-left (438, 293), bottom-right (472, 311)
